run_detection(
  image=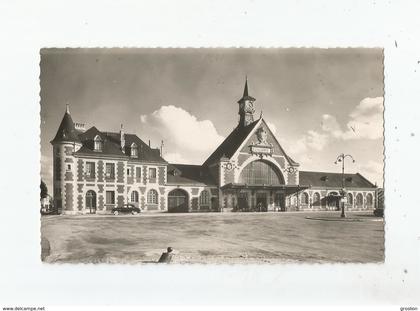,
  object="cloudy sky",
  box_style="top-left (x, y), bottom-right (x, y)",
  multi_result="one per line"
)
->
top-left (40, 48), bottom-right (384, 191)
